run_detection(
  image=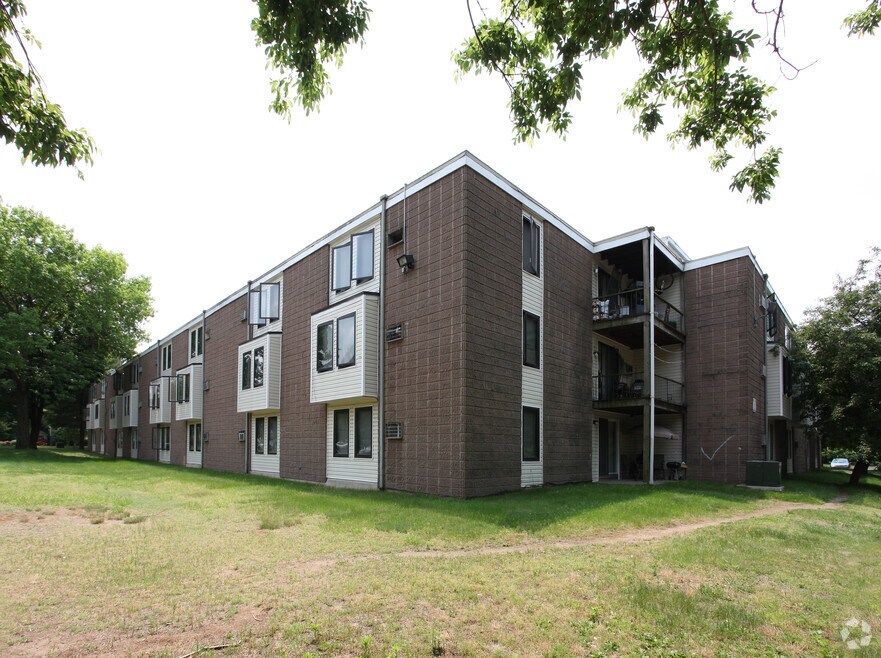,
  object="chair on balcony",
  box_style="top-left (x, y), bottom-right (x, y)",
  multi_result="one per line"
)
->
top-left (615, 381), bottom-right (629, 398)
top-left (630, 379), bottom-right (644, 398)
